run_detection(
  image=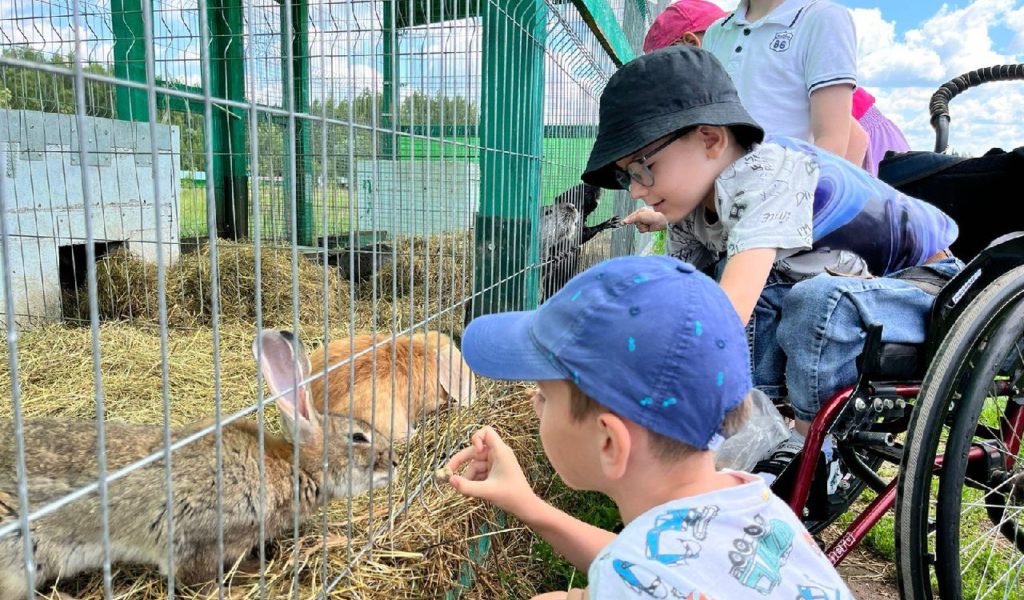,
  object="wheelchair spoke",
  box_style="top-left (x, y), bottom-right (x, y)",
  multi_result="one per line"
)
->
top-left (892, 263), bottom-right (1024, 599)
top-left (960, 501), bottom-right (1020, 565)
top-left (973, 543), bottom-right (1024, 600)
